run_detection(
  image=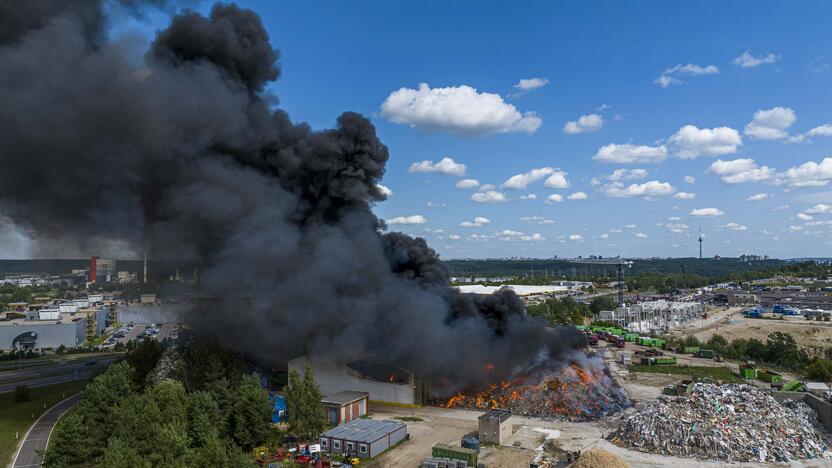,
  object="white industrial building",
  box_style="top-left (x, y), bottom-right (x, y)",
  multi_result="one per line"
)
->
top-left (289, 355), bottom-right (429, 405)
top-left (595, 300), bottom-right (704, 332)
